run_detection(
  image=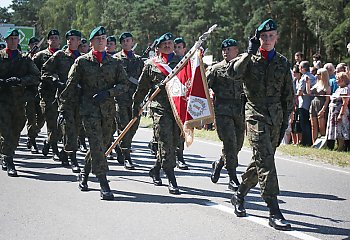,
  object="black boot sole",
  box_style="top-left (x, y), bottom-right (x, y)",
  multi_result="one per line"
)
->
top-left (78, 184), bottom-right (89, 191)
top-left (7, 170), bottom-right (18, 177)
top-left (72, 167), bottom-right (81, 173)
top-left (210, 161), bottom-right (221, 183)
